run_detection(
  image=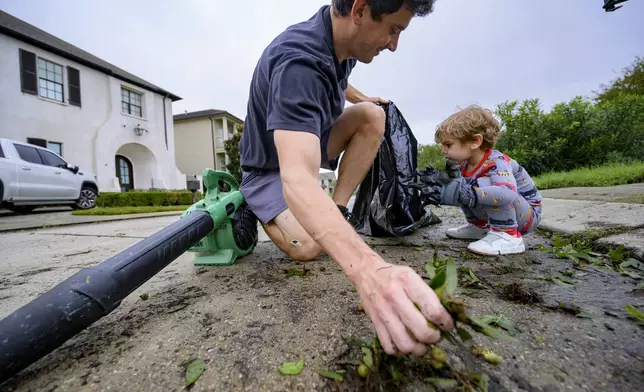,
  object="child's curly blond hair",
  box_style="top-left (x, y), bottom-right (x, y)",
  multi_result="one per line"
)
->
top-left (434, 104), bottom-right (500, 149)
